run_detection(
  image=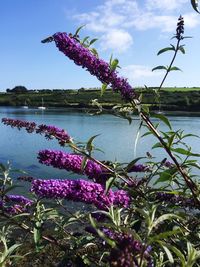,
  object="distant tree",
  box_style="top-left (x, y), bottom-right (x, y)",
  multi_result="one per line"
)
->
top-left (11, 86), bottom-right (28, 93)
